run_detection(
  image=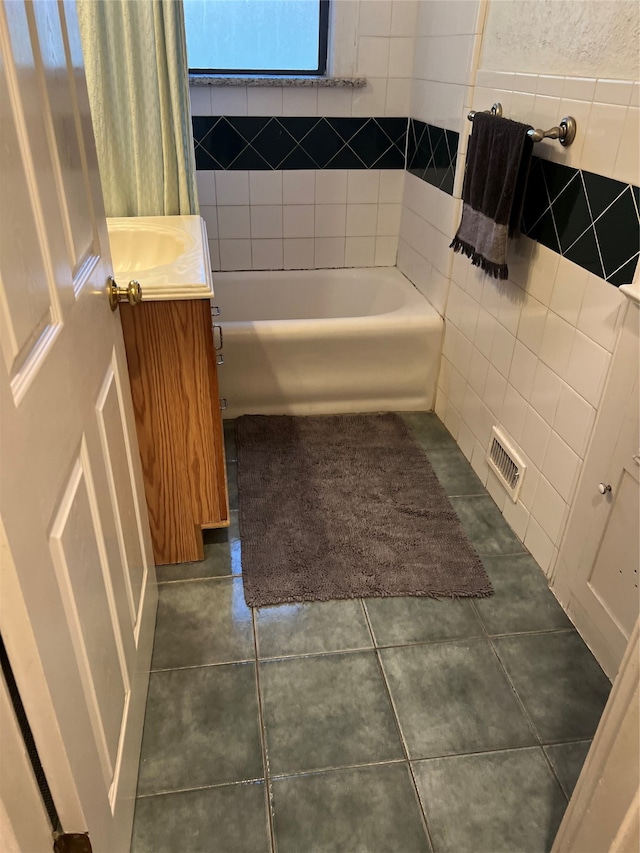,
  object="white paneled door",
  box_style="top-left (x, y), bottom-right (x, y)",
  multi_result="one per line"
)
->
top-left (554, 302), bottom-right (640, 679)
top-left (0, 2), bottom-right (157, 851)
